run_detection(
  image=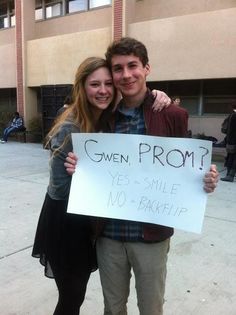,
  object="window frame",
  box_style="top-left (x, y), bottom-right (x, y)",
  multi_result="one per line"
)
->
top-left (45, 1), bottom-right (63, 19)
top-left (0, 0), bottom-right (15, 29)
top-left (88, 0), bottom-right (111, 10)
top-left (147, 78), bottom-right (236, 116)
top-left (65, 0), bottom-right (88, 14)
